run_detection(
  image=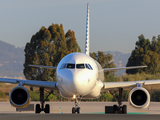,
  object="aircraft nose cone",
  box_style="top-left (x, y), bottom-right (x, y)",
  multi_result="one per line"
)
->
top-left (70, 70), bottom-right (91, 94)
top-left (61, 70), bottom-right (86, 94)
top-left (59, 69), bottom-right (95, 96)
